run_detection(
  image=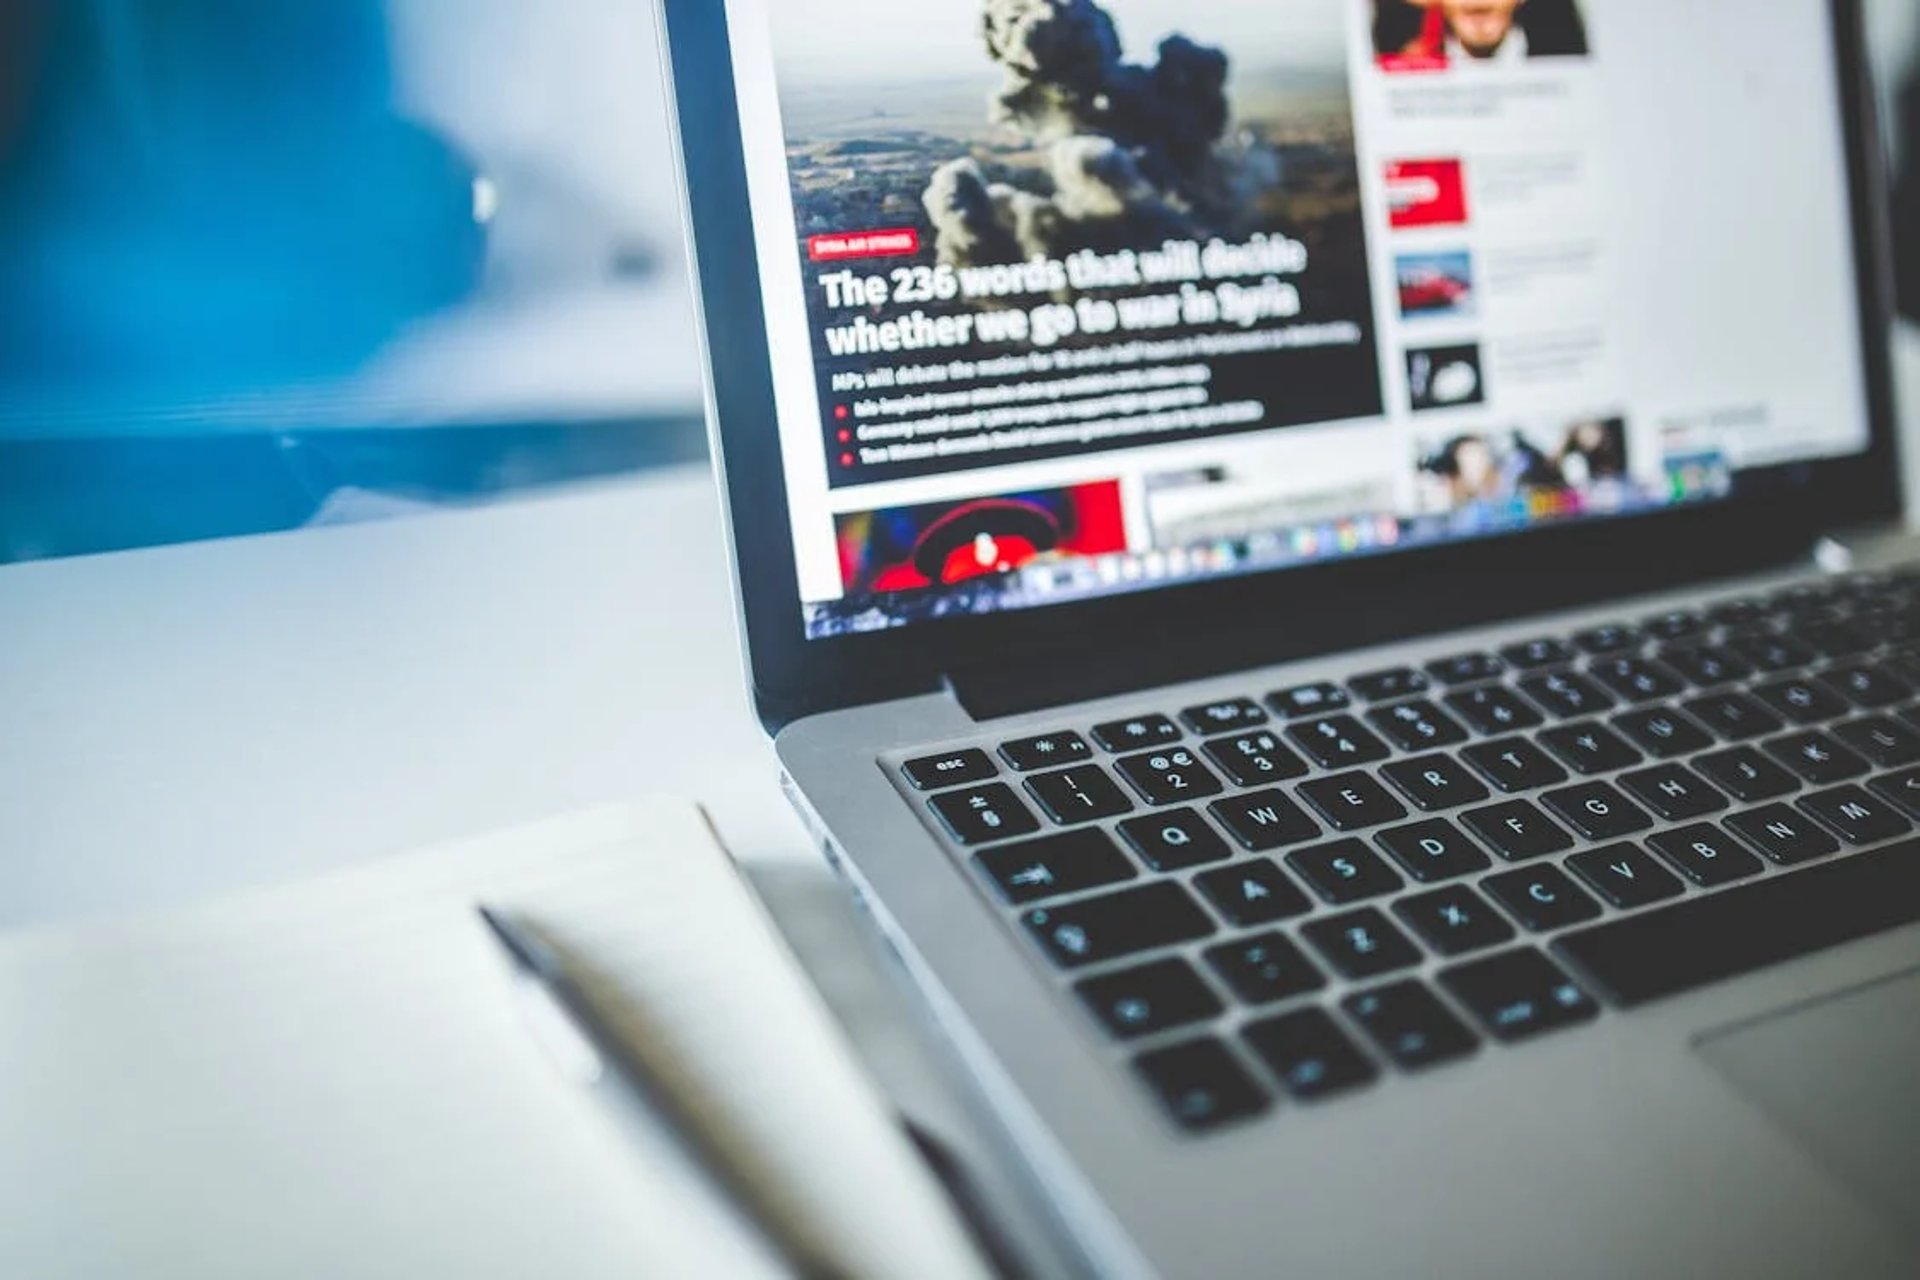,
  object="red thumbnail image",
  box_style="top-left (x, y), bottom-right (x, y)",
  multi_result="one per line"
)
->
top-left (835, 482), bottom-right (1127, 594)
top-left (1385, 159), bottom-right (1469, 229)
top-left (807, 227), bottom-right (921, 262)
